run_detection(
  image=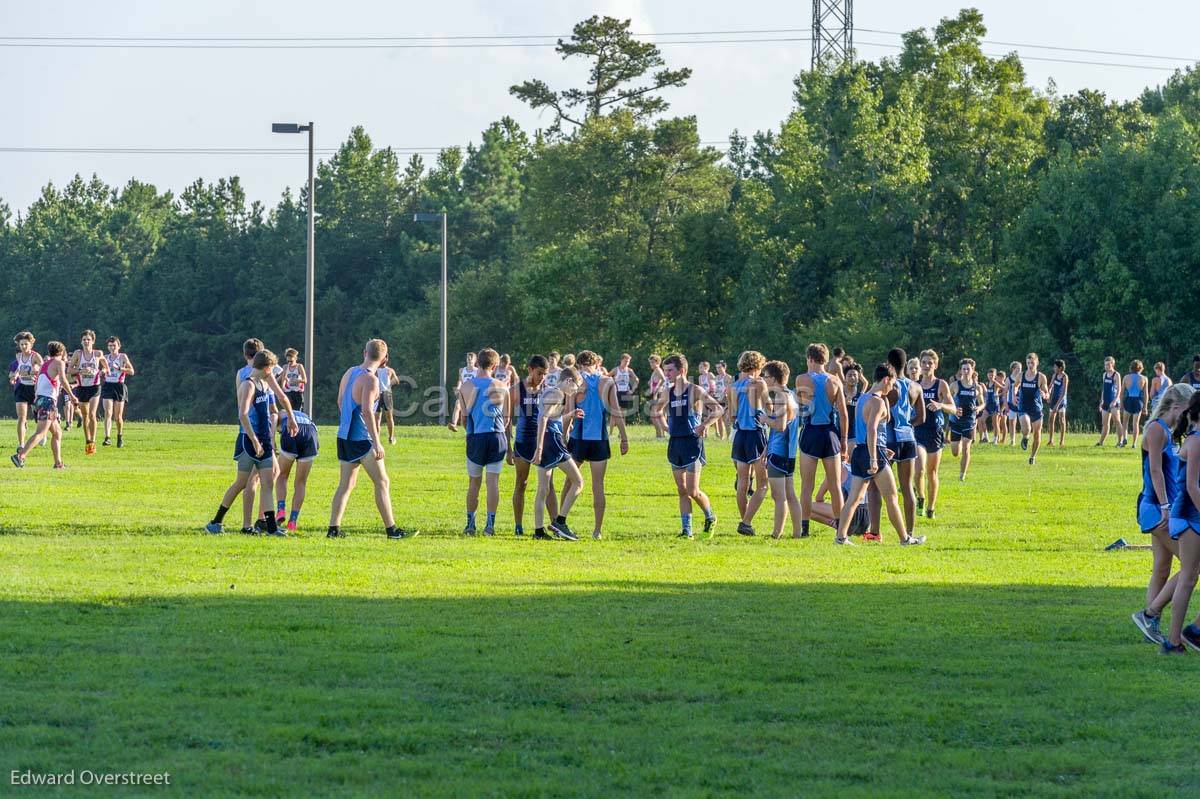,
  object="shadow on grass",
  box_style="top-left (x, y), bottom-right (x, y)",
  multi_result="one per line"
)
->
top-left (0, 583), bottom-right (1195, 798)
